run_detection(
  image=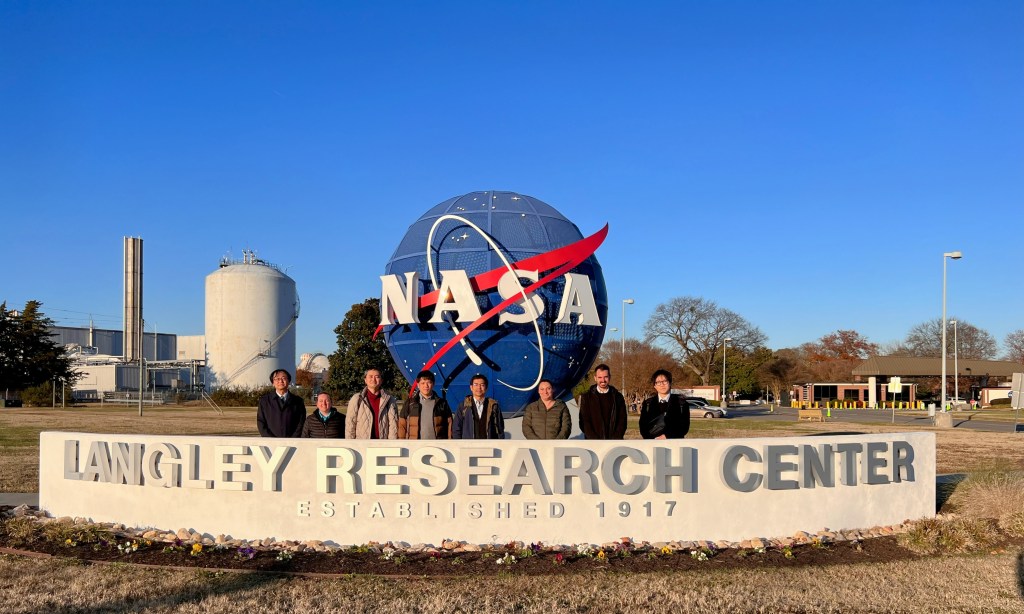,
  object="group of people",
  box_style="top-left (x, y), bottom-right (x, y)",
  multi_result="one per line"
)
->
top-left (255, 363), bottom-right (689, 441)
top-left (576, 364), bottom-right (690, 440)
top-left (255, 367), bottom-right (512, 440)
